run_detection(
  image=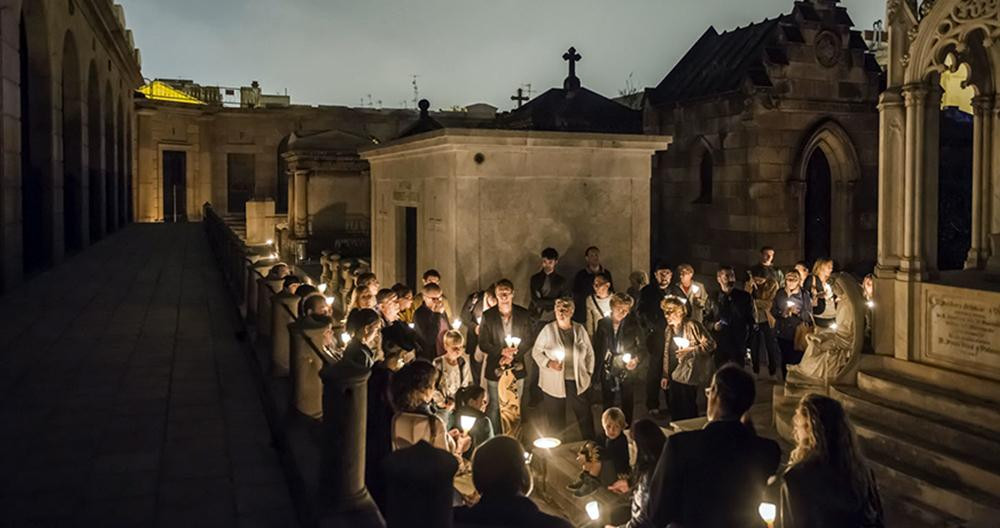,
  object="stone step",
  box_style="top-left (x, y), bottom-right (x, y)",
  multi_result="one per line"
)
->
top-left (771, 387), bottom-right (796, 442)
top-left (884, 494), bottom-right (965, 528)
top-left (859, 355), bottom-right (1000, 403)
top-left (533, 442), bottom-right (630, 527)
top-left (864, 442), bottom-right (1000, 526)
top-left (856, 369), bottom-right (1000, 435)
top-left (852, 415), bottom-right (1000, 501)
top-left (781, 370), bottom-right (826, 399)
top-left (832, 385), bottom-right (1000, 468)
